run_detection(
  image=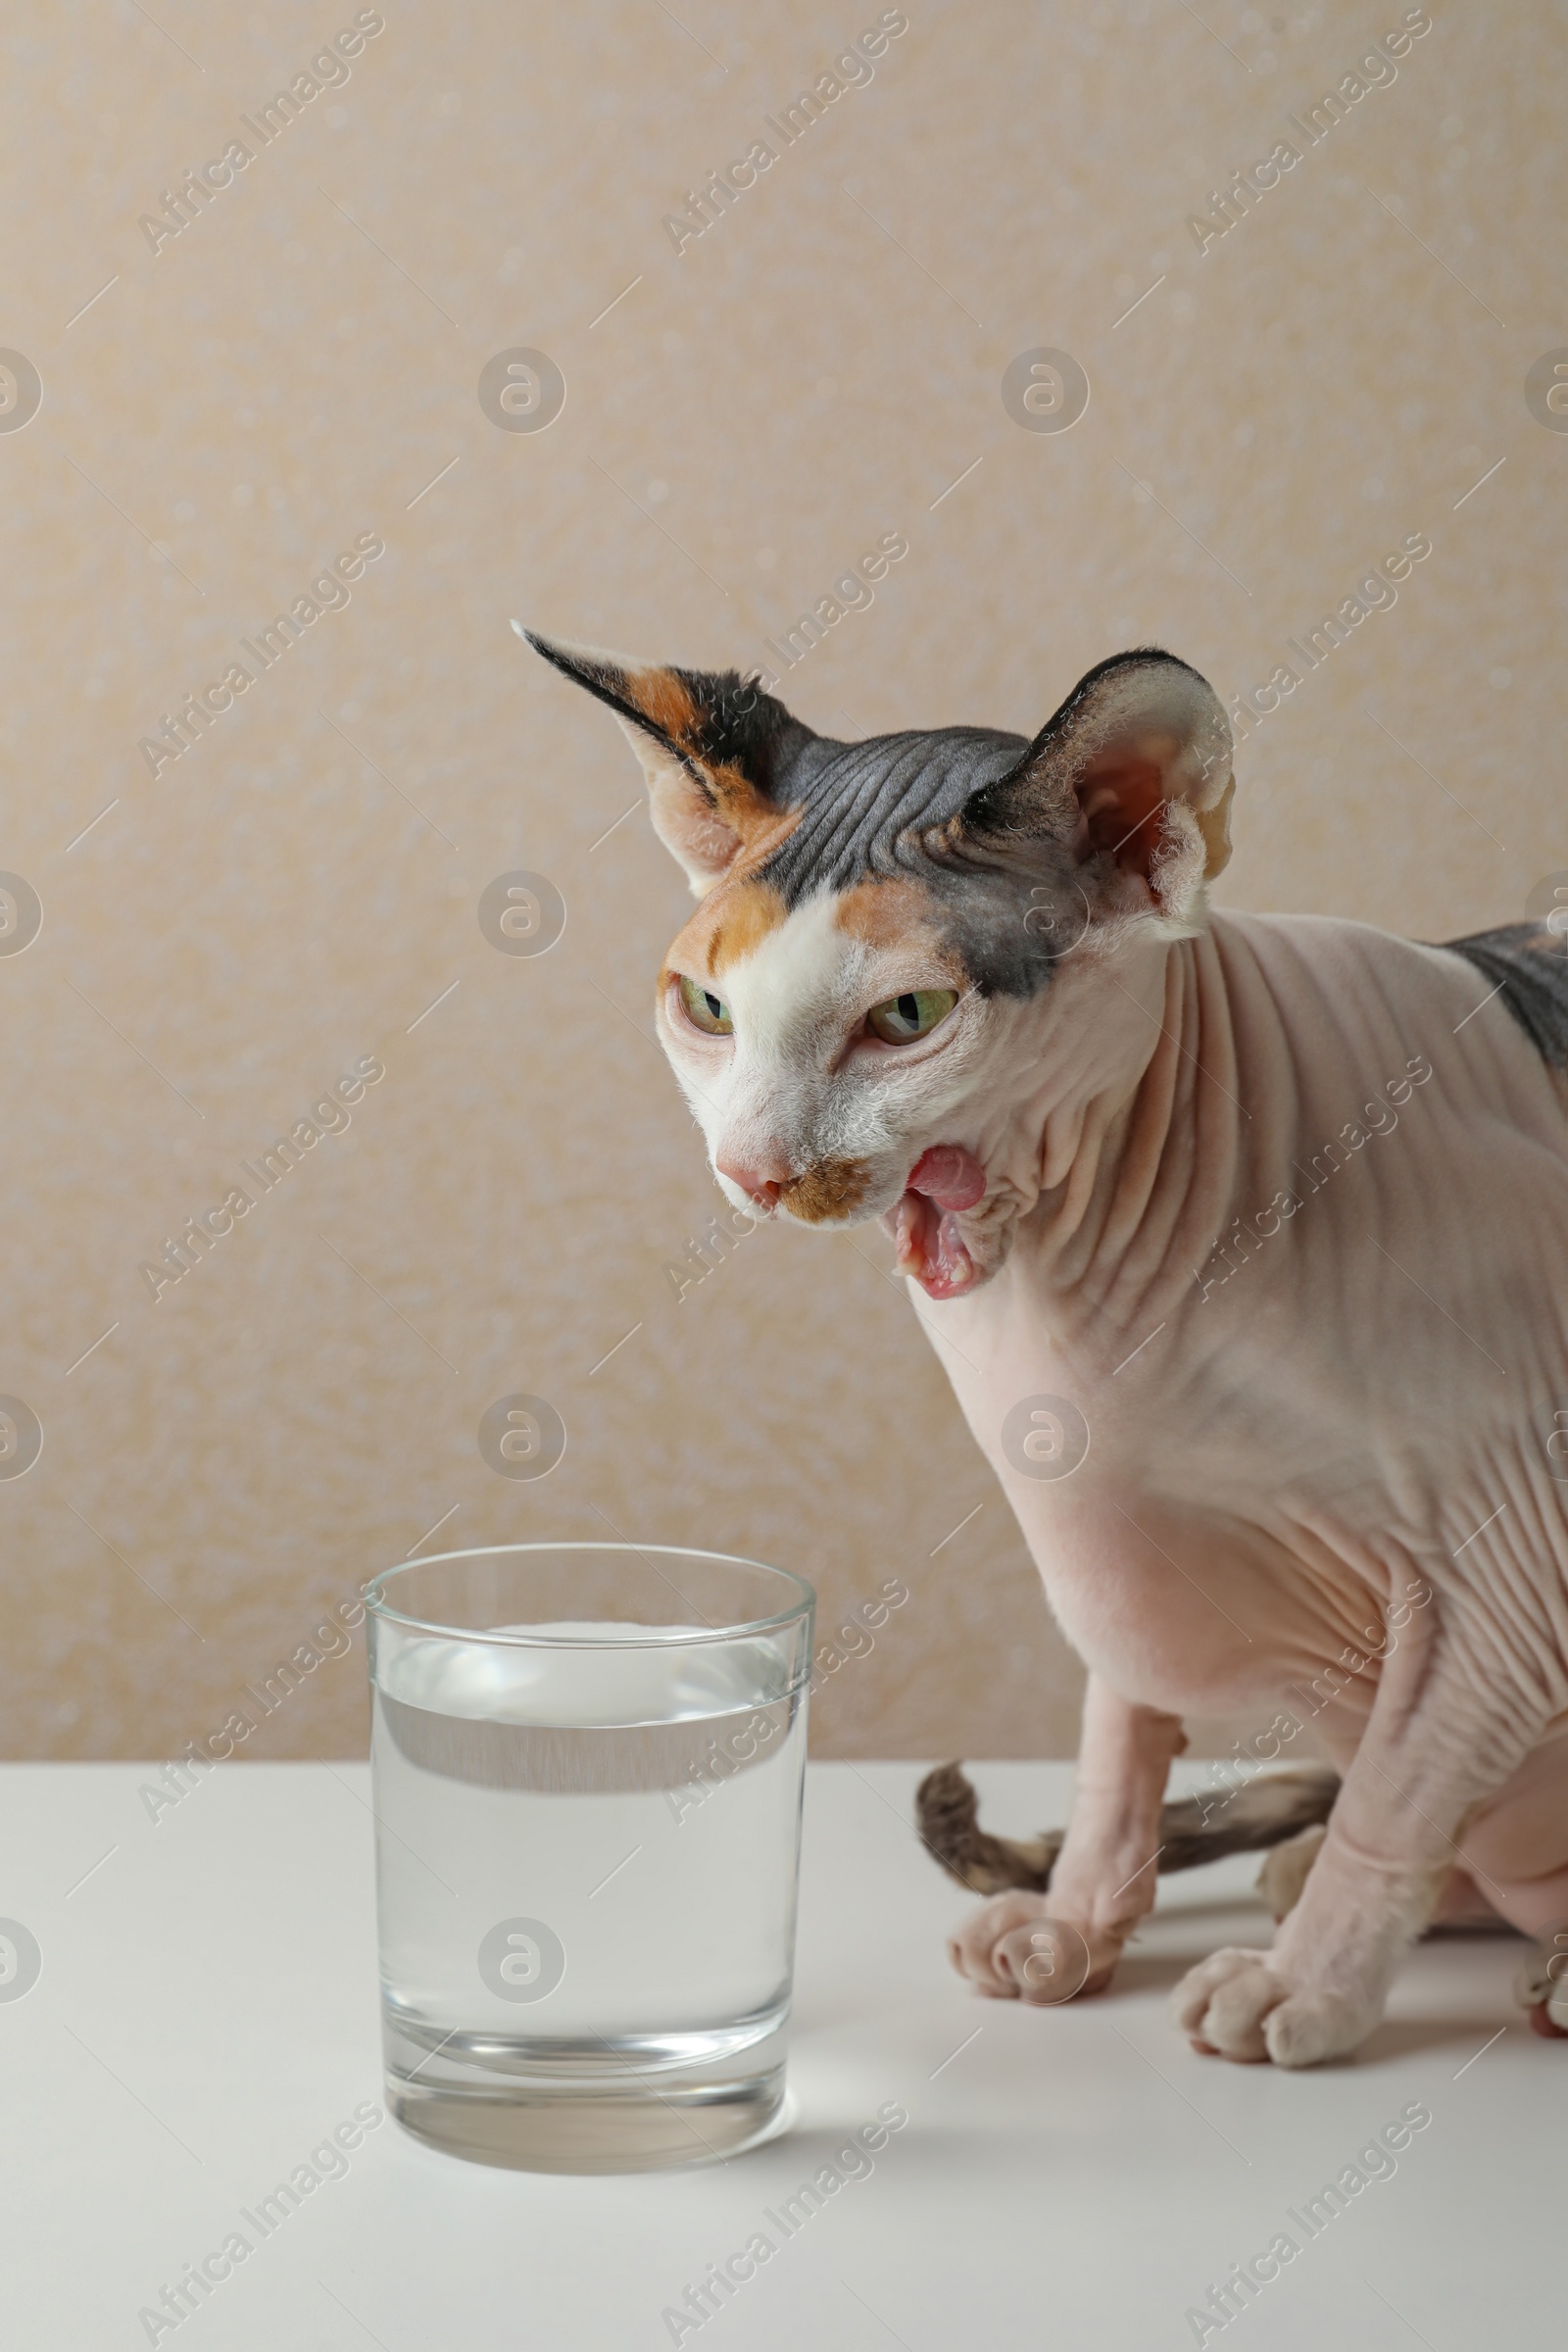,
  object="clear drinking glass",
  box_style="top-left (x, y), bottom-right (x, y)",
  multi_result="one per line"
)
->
top-left (365, 1543), bottom-right (814, 2173)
